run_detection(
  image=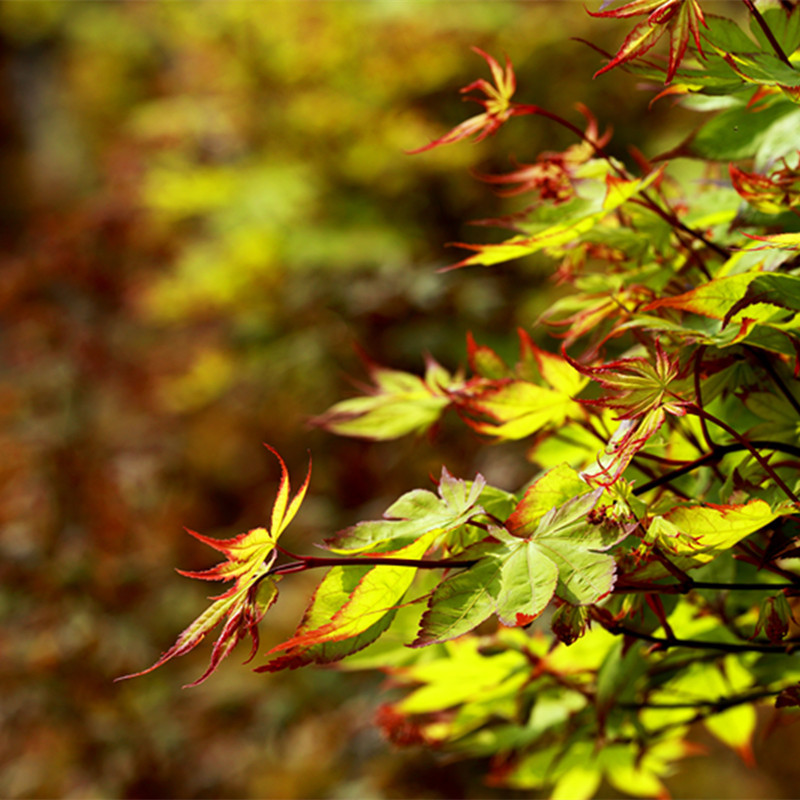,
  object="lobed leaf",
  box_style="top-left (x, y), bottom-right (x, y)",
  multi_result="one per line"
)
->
top-left (327, 467), bottom-right (488, 554)
top-left (416, 467), bottom-right (622, 645)
top-left (629, 499), bottom-right (786, 581)
top-left (311, 357), bottom-right (458, 440)
top-left (118, 447), bottom-right (310, 685)
top-left (265, 533), bottom-right (438, 669)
